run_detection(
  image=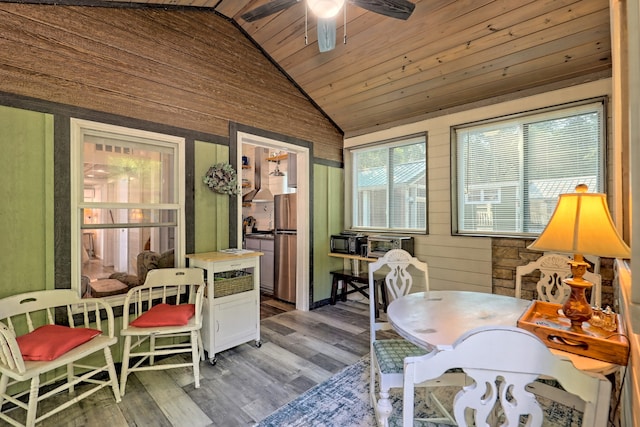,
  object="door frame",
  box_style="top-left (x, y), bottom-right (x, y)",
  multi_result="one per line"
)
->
top-left (233, 128), bottom-right (311, 311)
